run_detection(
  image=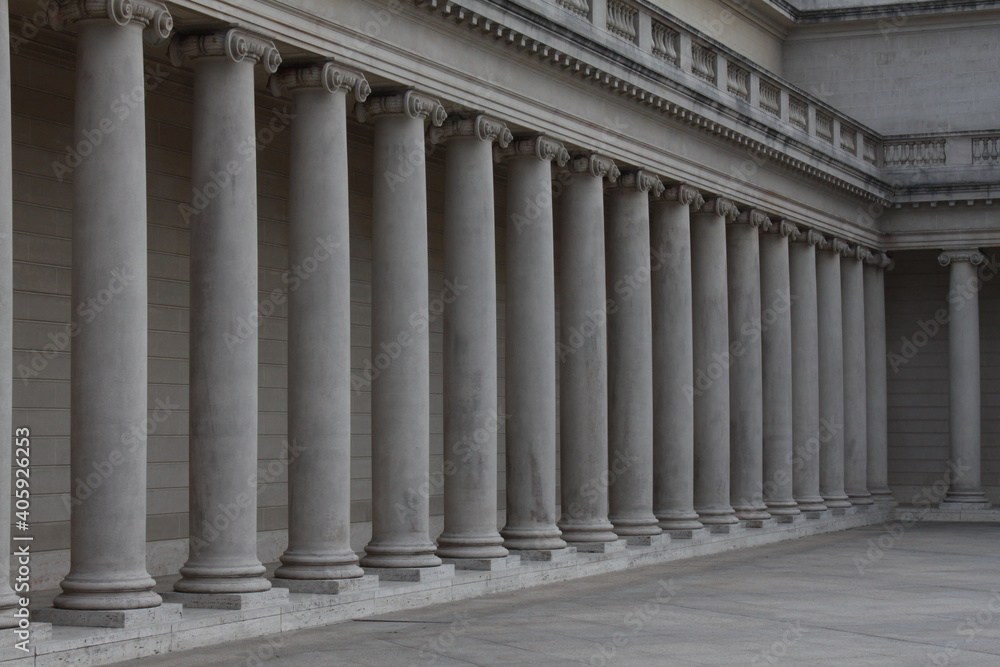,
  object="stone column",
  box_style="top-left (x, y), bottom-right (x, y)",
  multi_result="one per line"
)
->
top-left (650, 186), bottom-right (704, 534)
top-left (789, 229), bottom-right (826, 514)
top-left (558, 153), bottom-right (622, 549)
top-left (759, 220), bottom-right (799, 519)
top-left (726, 209), bottom-right (771, 523)
top-left (170, 30), bottom-right (282, 597)
top-left (269, 62), bottom-right (370, 591)
top-left (432, 114), bottom-right (513, 566)
top-left (864, 252), bottom-right (895, 503)
top-left (939, 249), bottom-right (990, 507)
top-left (357, 90), bottom-right (450, 575)
top-left (605, 170), bottom-right (664, 543)
top-left (817, 237), bottom-right (851, 510)
top-left (690, 198), bottom-right (739, 527)
top-left (48, 0), bottom-right (172, 615)
top-left (0, 0), bottom-right (20, 629)
top-left (497, 136), bottom-right (569, 555)
top-left (842, 244), bottom-right (873, 506)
